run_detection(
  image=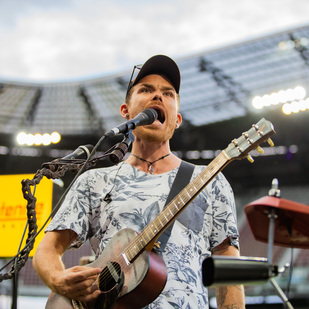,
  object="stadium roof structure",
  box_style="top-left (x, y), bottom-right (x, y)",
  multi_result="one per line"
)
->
top-left (1, 23), bottom-right (309, 188)
top-left (1, 23), bottom-right (309, 137)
